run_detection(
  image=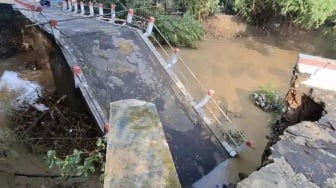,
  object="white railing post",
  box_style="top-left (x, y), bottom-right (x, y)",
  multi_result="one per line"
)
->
top-left (98, 3), bottom-right (103, 18)
top-left (165, 48), bottom-right (180, 69)
top-left (67, 0), bottom-right (72, 11)
top-left (36, 6), bottom-right (43, 22)
top-left (126, 8), bottom-right (134, 23)
top-left (80, 2), bottom-right (85, 15)
top-left (110, 3), bottom-right (116, 23)
top-left (143, 16), bottom-right (155, 37)
top-left (31, 5), bottom-right (36, 20)
top-left (72, 0), bottom-right (78, 13)
top-left (49, 20), bottom-right (60, 39)
top-left (237, 140), bottom-right (255, 152)
top-left (62, 0), bottom-right (67, 11)
top-left (72, 65), bottom-right (81, 88)
top-left (194, 89), bottom-right (215, 111)
top-left (89, 2), bottom-right (94, 16)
